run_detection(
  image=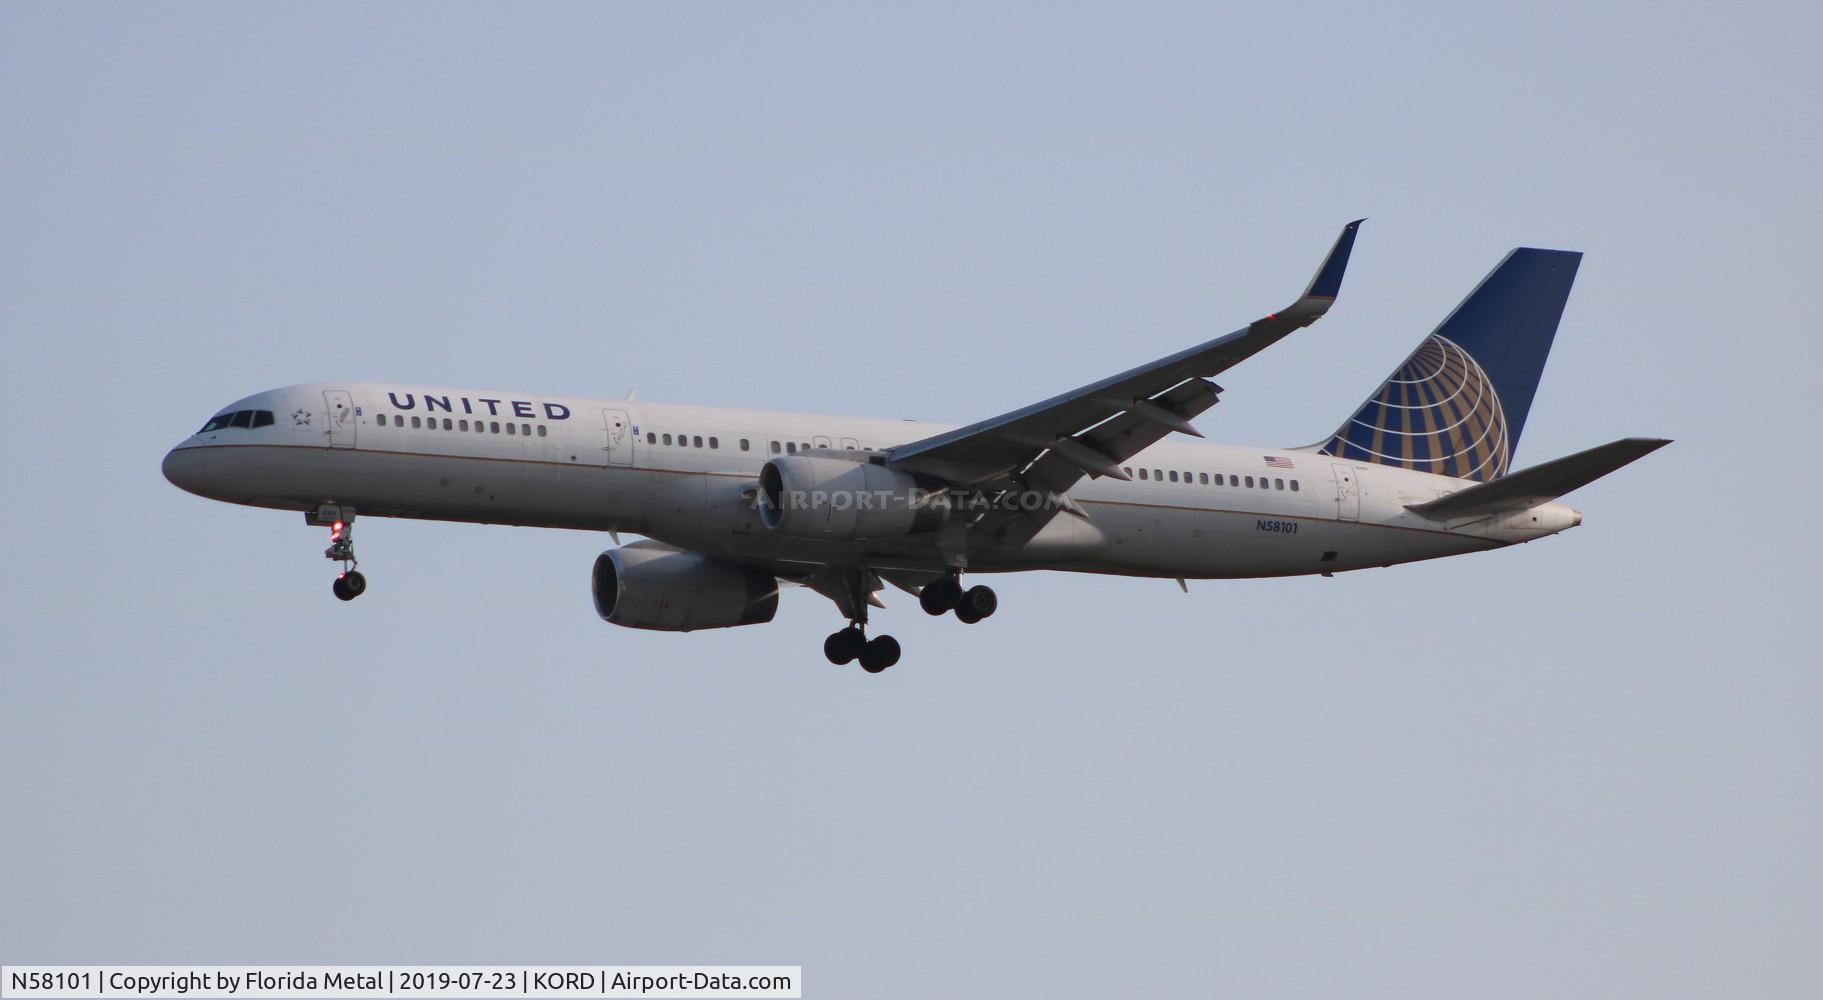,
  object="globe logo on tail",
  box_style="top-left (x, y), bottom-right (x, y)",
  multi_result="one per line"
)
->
top-left (1319, 334), bottom-right (1511, 482)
